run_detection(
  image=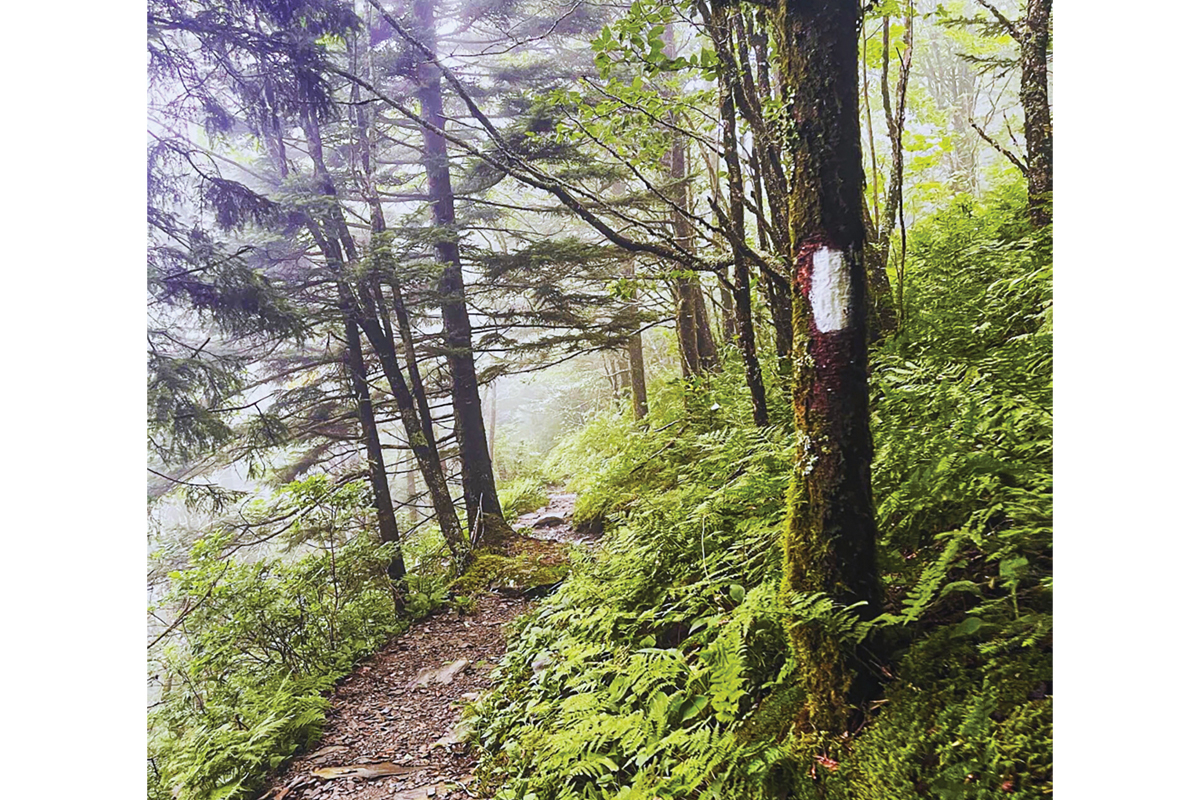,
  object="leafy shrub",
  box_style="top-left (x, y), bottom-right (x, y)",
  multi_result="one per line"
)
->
top-left (148, 478), bottom-right (406, 800)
